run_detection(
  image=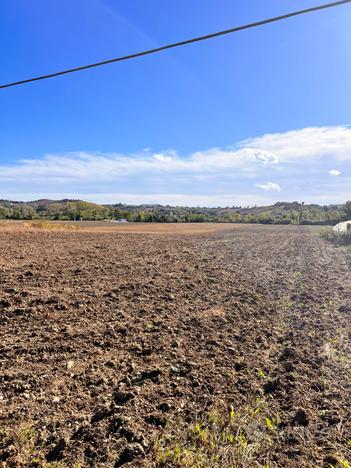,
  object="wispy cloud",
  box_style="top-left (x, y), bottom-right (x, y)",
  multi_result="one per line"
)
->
top-left (0, 147), bottom-right (278, 182)
top-left (1, 125), bottom-right (350, 206)
top-left (255, 182), bottom-right (281, 192)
